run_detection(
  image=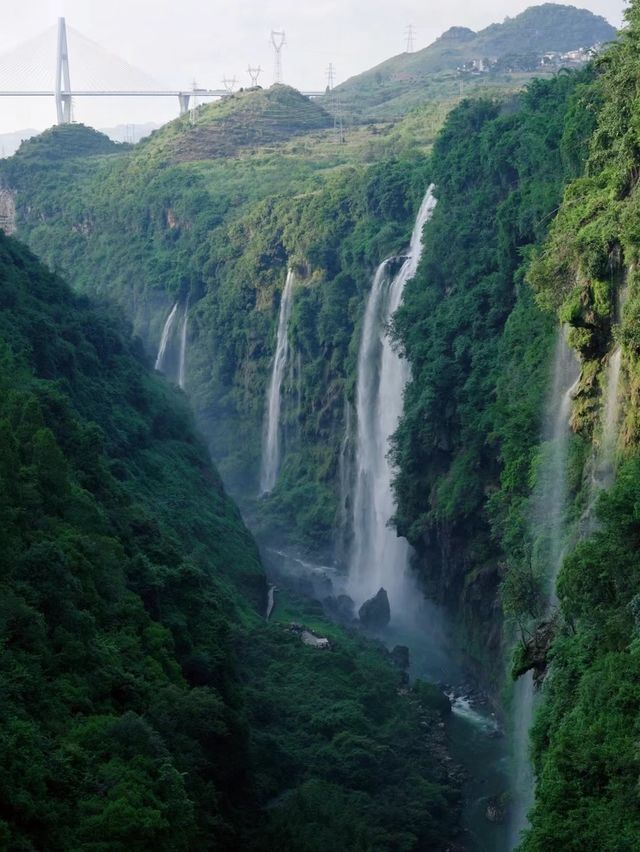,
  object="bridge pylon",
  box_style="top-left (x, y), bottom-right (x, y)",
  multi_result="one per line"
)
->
top-left (55, 17), bottom-right (72, 124)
